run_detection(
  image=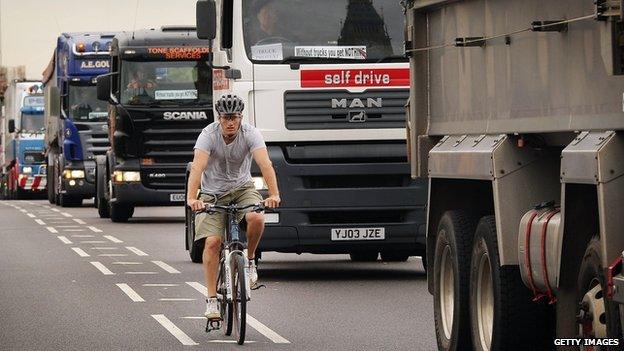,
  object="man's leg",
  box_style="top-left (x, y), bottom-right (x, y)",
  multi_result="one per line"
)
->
top-left (245, 212), bottom-right (265, 260)
top-left (203, 235), bottom-right (222, 297)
